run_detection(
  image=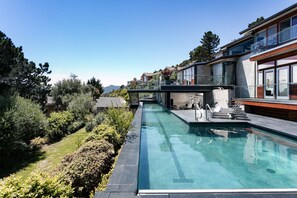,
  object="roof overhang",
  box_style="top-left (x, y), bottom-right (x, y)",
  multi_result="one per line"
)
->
top-left (240, 3), bottom-right (297, 35)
